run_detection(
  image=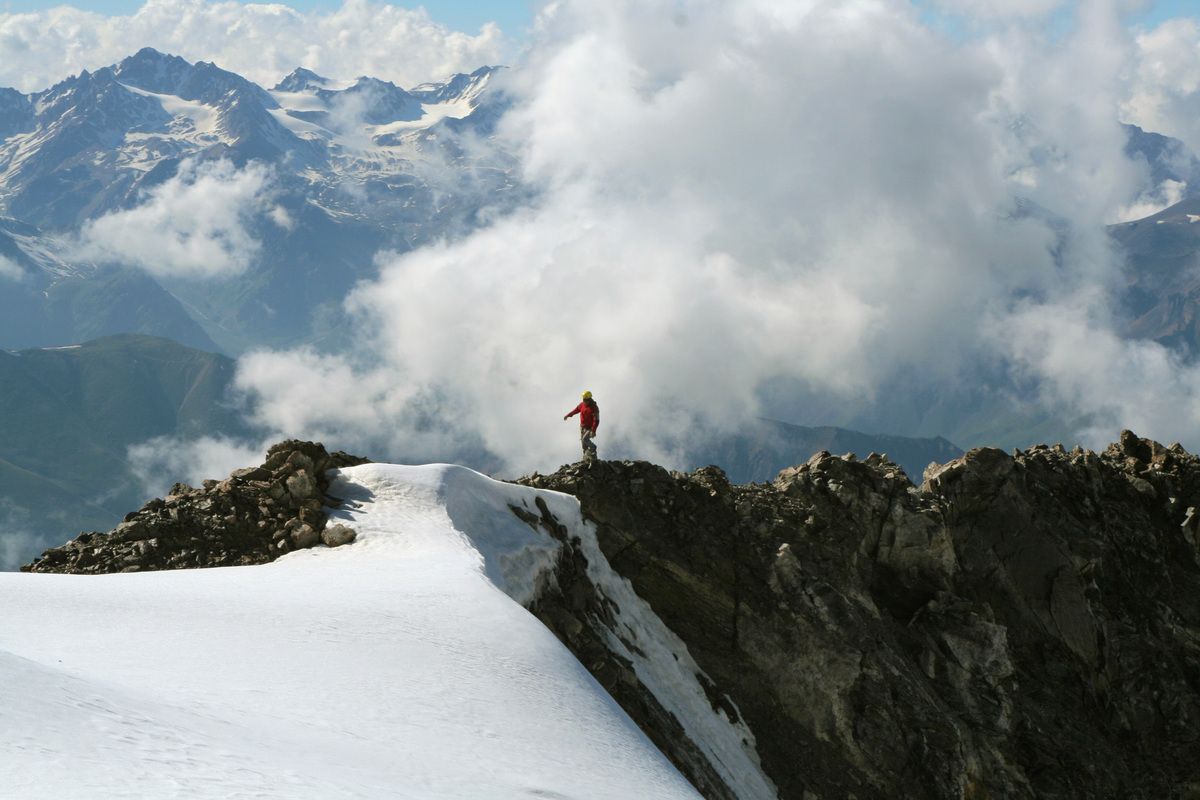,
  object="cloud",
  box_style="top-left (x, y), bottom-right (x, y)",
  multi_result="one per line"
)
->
top-left (988, 286), bottom-right (1200, 444)
top-left (232, 346), bottom-right (499, 468)
top-left (73, 158), bottom-right (277, 279)
top-left (0, 254), bottom-right (24, 281)
top-left (154, 0), bottom-right (1200, 470)
top-left (0, 499), bottom-right (49, 571)
top-left (1110, 177), bottom-right (1187, 222)
top-left (0, 527), bottom-right (39, 571)
top-left (925, 0), bottom-right (1066, 19)
top-left (127, 434), bottom-right (269, 499)
top-left (0, 0), bottom-right (511, 94)
top-left (1123, 18), bottom-right (1200, 154)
